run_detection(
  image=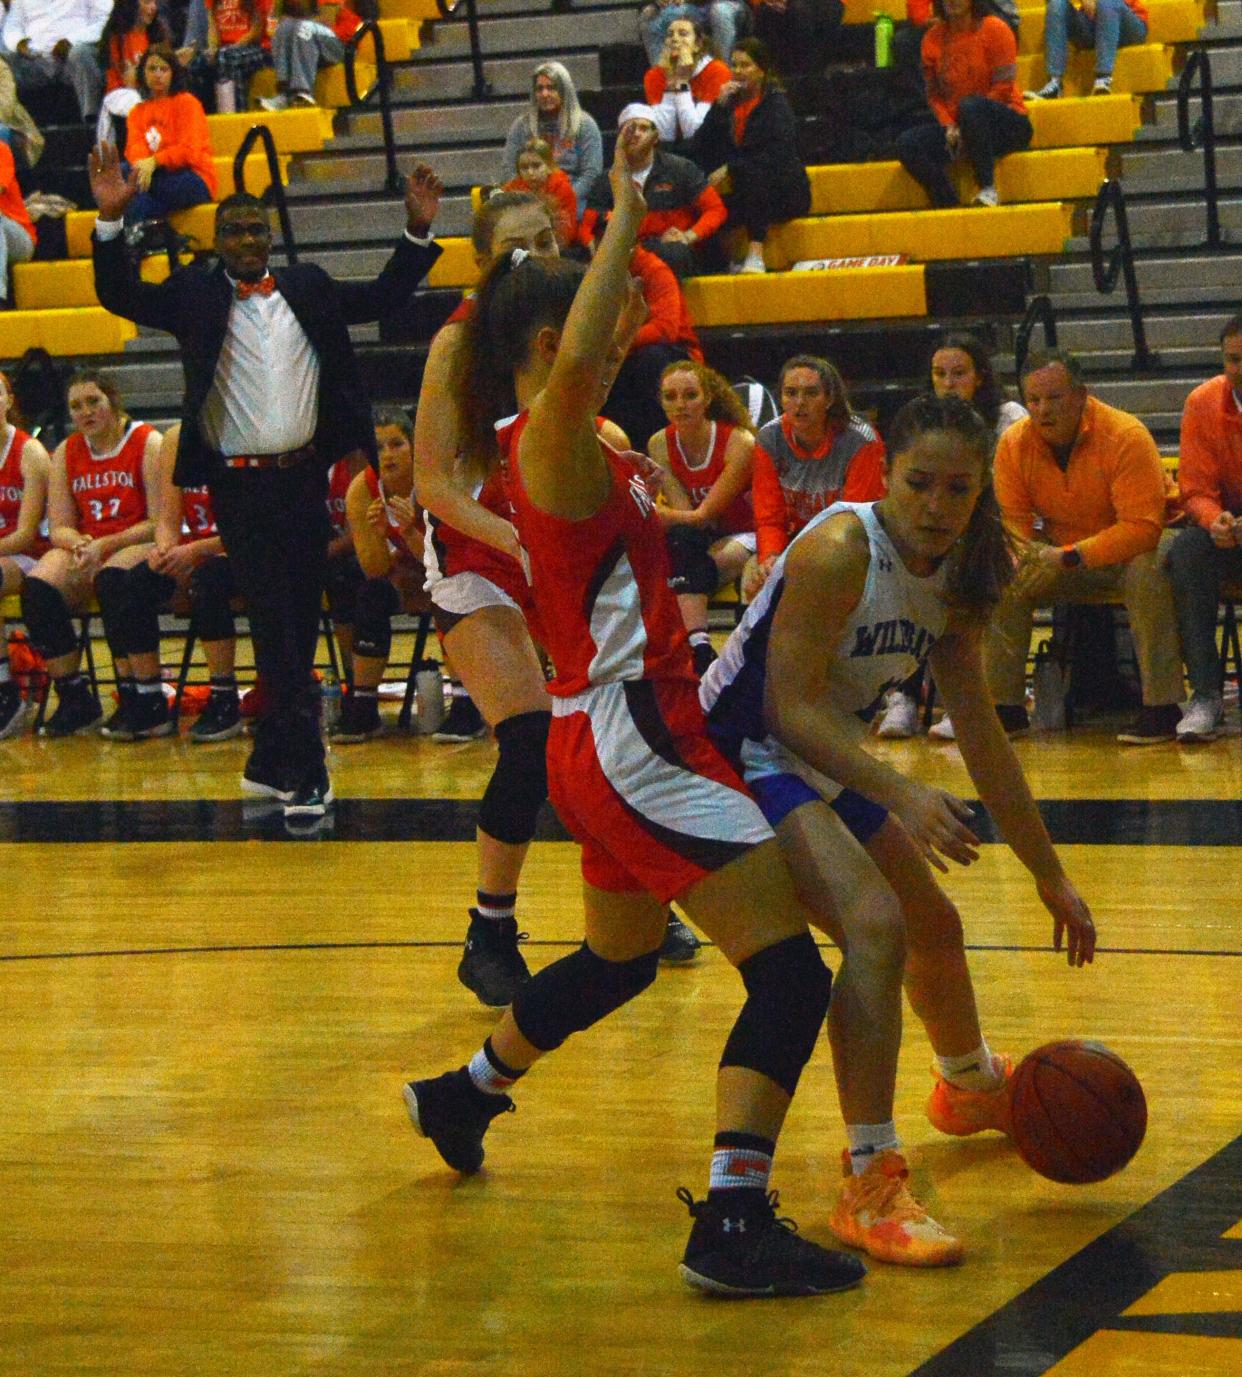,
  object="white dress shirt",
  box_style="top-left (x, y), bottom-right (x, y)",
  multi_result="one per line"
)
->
top-left (3, 0), bottom-right (112, 53)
